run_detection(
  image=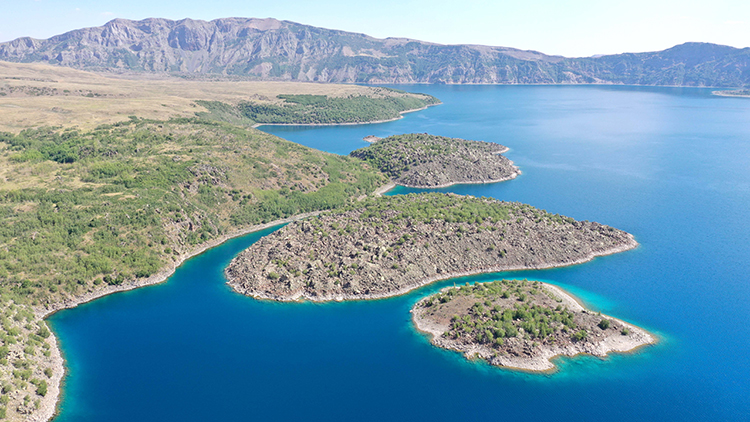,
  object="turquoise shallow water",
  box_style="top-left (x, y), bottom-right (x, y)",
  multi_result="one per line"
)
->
top-left (50, 85), bottom-right (750, 421)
